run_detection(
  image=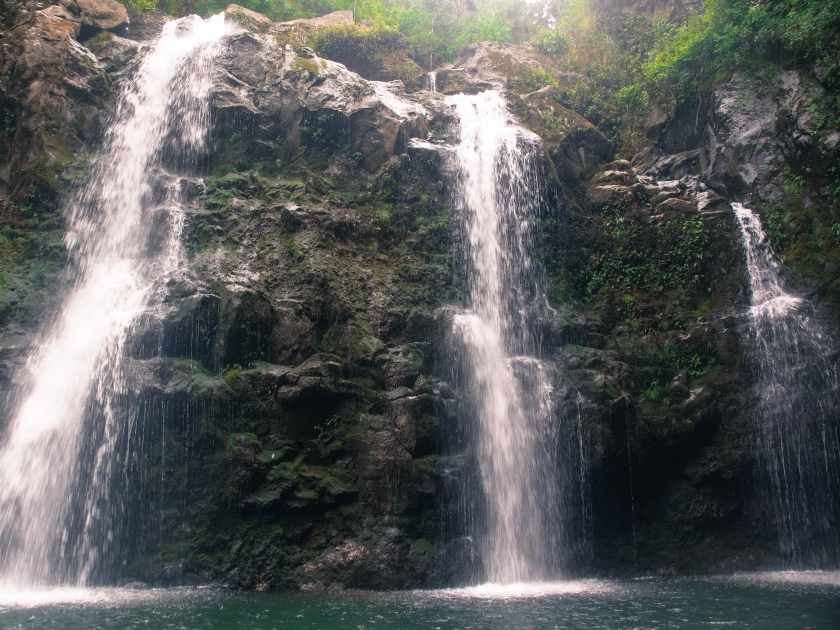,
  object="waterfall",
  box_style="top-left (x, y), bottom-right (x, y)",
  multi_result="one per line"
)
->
top-left (447, 91), bottom-right (580, 583)
top-left (0, 14), bottom-right (231, 588)
top-left (733, 202), bottom-right (840, 567)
